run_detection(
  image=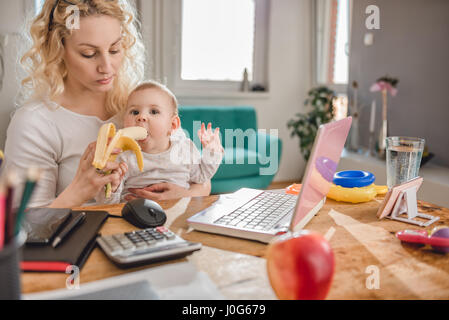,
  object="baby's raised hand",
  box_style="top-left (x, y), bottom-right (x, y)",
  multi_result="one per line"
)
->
top-left (197, 122), bottom-right (224, 153)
